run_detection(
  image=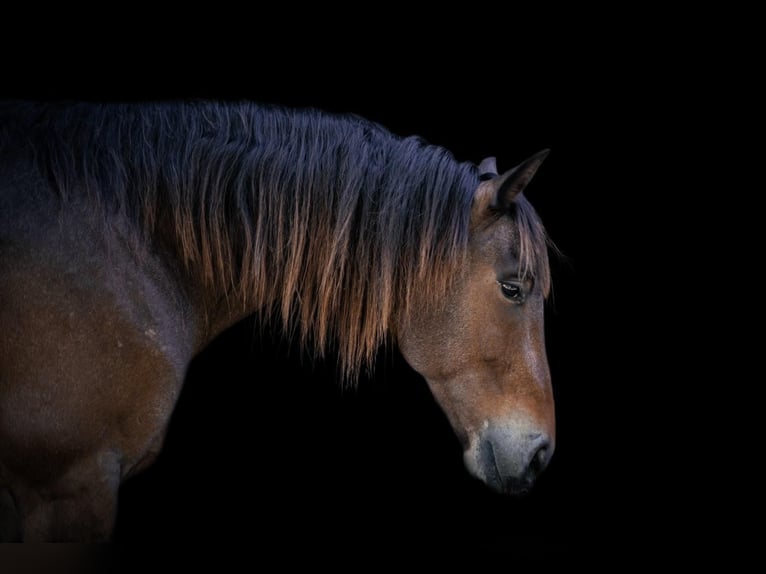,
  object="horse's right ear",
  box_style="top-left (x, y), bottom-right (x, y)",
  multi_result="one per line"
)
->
top-left (487, 149), bottom-right (550, 211)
